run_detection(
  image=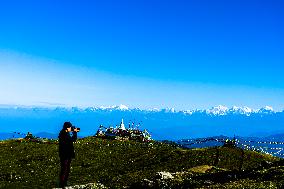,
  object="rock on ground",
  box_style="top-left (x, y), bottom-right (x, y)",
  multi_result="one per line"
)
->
top-left (53, 182), bottom-right (107, 189)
